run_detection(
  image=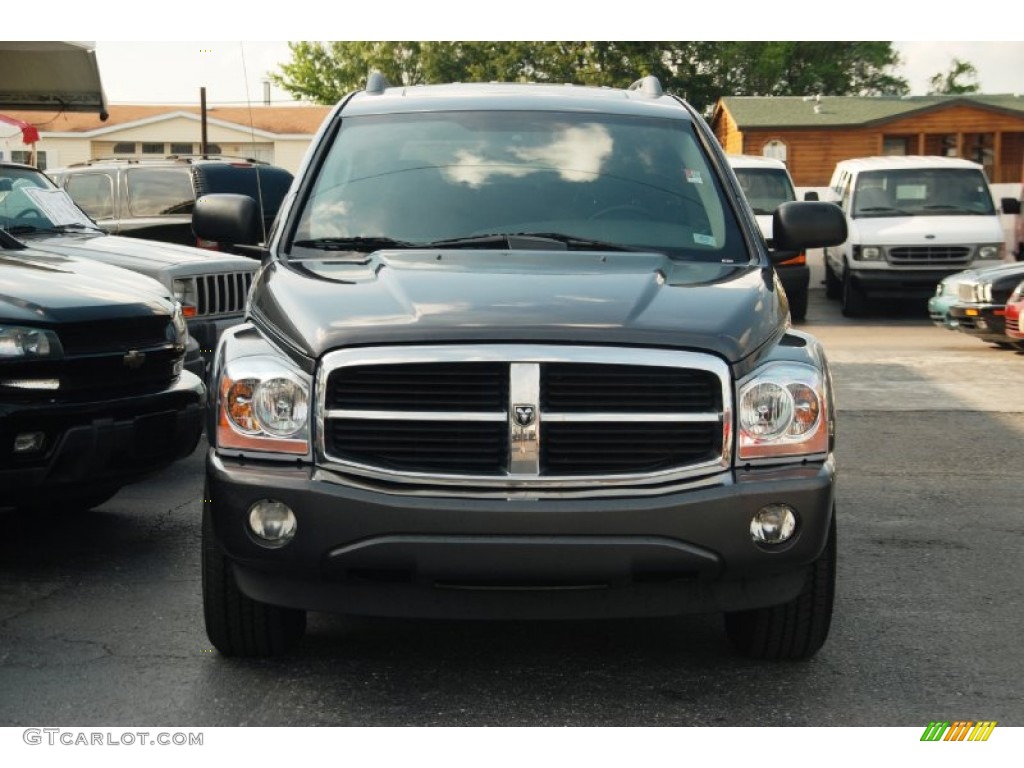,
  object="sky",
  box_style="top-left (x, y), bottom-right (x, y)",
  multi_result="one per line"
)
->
top-left (87, 40), bottom-right (1024, 107)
